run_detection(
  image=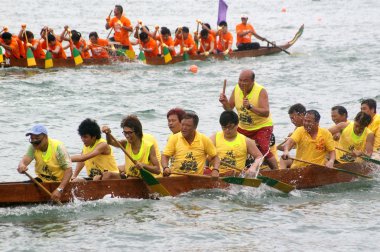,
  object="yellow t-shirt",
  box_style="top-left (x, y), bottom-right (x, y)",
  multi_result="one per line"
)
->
top-left (368, 114), bottom-right (380, 151)
top-left (290, 127), bottom-right (335, 168)
top-left (336, 122), bottom-right (371, 163)
top-left (82, 138), bottom-right (118, 177)
top-left (215, 131), bottom-right (247, 173)
top-left (144, 133), bottom-right (161, 166)
top-left (125, 138), bottom-right (153, 178)
top-left (163, 131), bottom-right (217, 175)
